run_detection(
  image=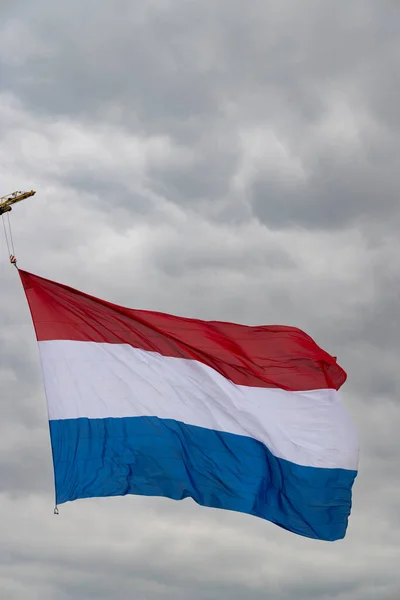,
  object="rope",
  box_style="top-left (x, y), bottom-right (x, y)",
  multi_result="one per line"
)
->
top-left (1, 215), bottom-right (11, 256)
top-left (6, 213), bottom-right (15, 257)
top-left (1, 213), bottom-right (17, 267)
